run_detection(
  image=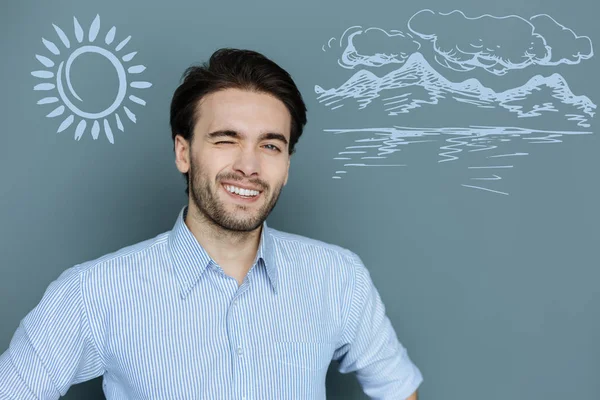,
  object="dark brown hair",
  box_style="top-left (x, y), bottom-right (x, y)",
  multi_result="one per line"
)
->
top-left (170, 48), bottom-right (308, 195)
